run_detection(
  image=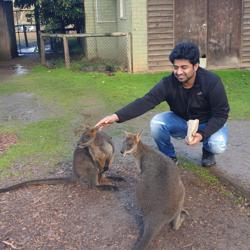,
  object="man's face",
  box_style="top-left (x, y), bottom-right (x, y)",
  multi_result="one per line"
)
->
top-left (173, 59), bottom-right (198, 84)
